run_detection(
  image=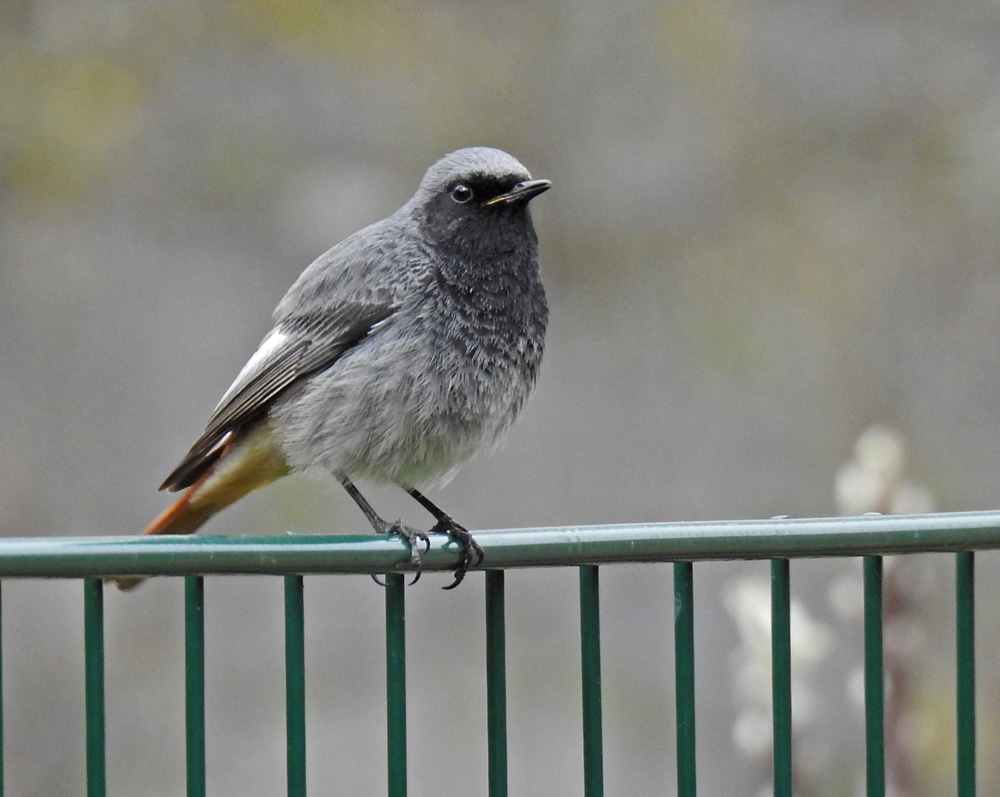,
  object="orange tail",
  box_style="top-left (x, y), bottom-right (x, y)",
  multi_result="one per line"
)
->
top-left (112, 424), bottom-right (290, 591)
top-left (144, 470), bottom-right (220, 536)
